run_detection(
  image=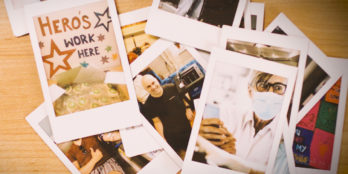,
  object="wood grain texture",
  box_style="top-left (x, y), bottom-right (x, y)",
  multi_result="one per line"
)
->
top-left (0, 0), bottom-right (347, 173)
